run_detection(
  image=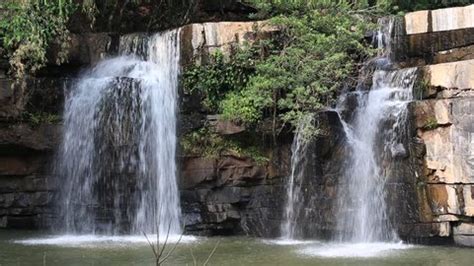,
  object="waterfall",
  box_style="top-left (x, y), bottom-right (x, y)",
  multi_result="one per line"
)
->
top-left (58, 30), bottom-right (182, 236)
top-left (281, 115), bottom-right (313, 240)
top-left (335, 17), bottom-right (418, 242)
top-left (336, 68), bottom-right (417, 242)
